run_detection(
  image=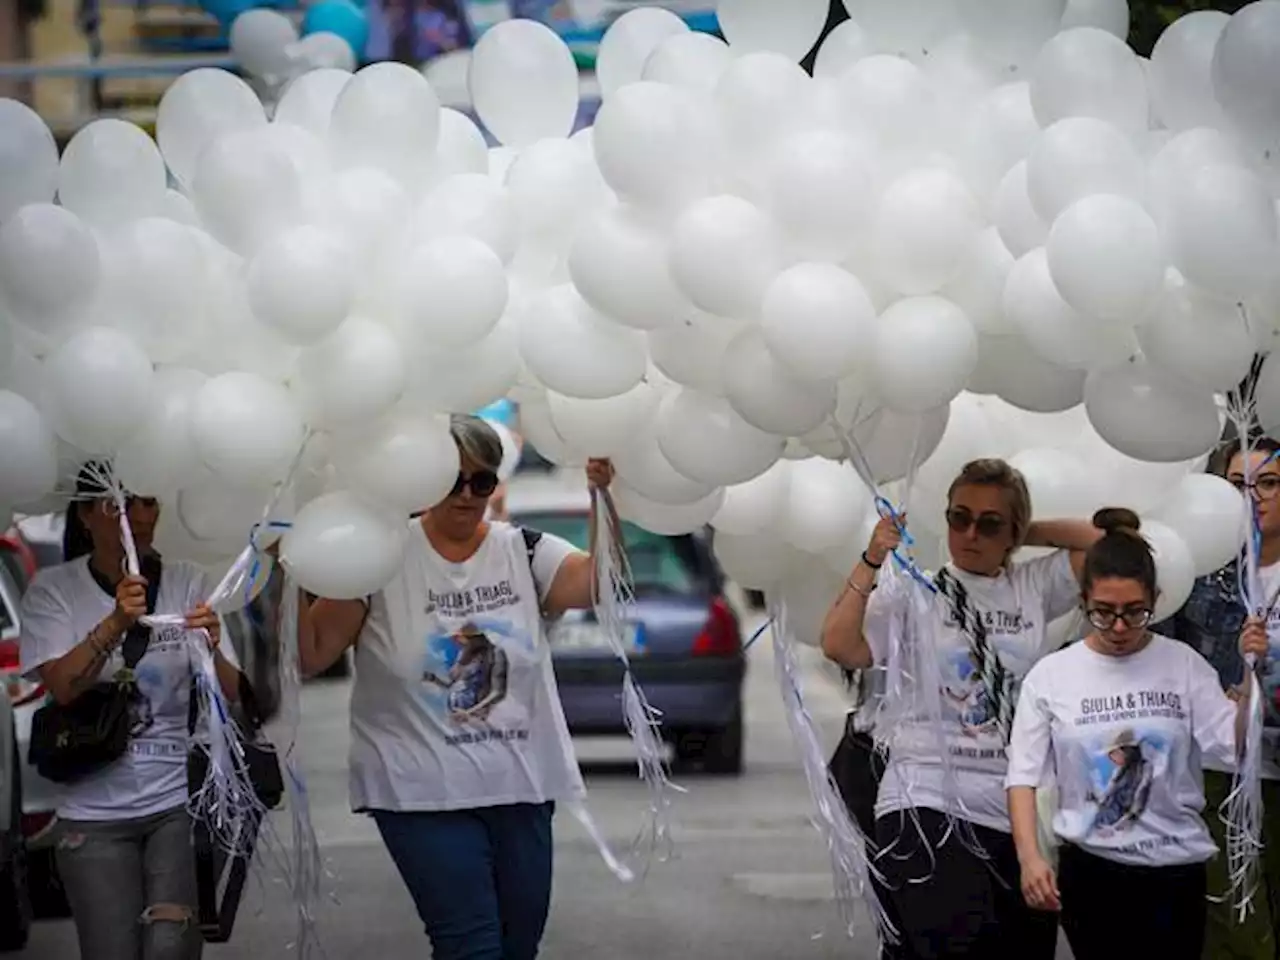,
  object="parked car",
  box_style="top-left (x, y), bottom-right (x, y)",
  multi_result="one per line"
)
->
top-left (0, 562), bottom-right (32, 951)
top-left (507, 474), bottom-right (747, 774)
